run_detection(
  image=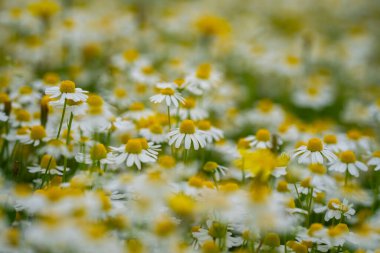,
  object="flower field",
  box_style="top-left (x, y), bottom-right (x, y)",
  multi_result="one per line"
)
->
top-left (1, 0), bottom-right (380, 252)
